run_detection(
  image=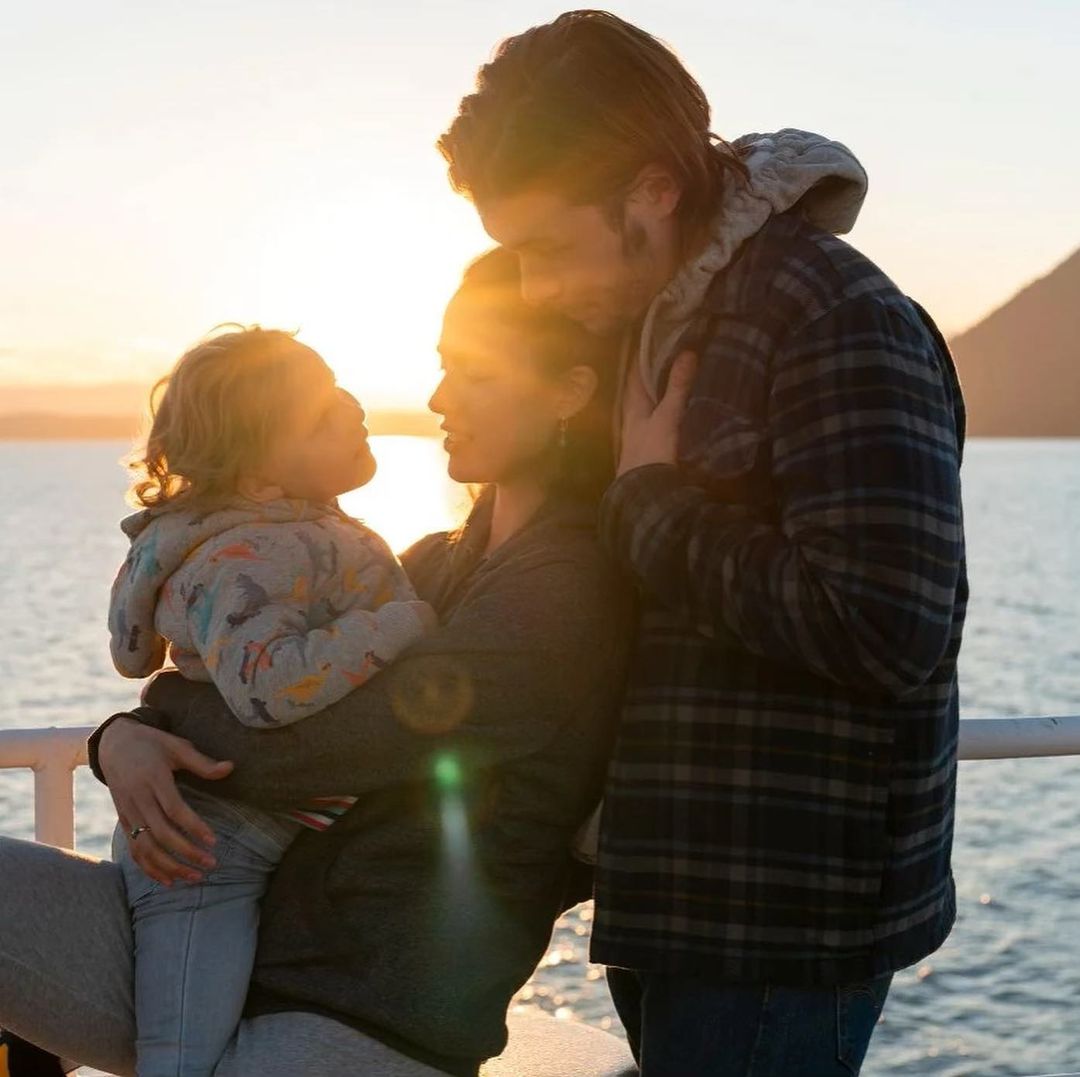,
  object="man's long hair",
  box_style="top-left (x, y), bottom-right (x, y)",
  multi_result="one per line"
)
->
top-left (438, 10), bottom-right (748, 243)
